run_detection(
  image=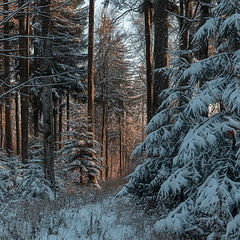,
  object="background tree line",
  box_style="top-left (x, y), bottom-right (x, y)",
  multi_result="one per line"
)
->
top-left (0, 0), bottom-right (143, 197)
